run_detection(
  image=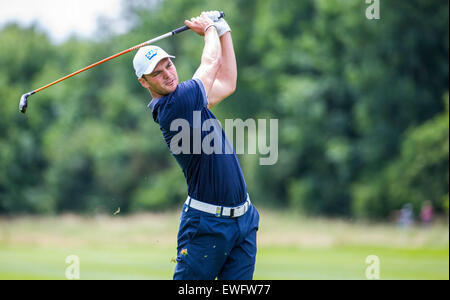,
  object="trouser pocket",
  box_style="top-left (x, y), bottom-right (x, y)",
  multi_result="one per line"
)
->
top-left (174, 212), bottom-right (234, 280)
